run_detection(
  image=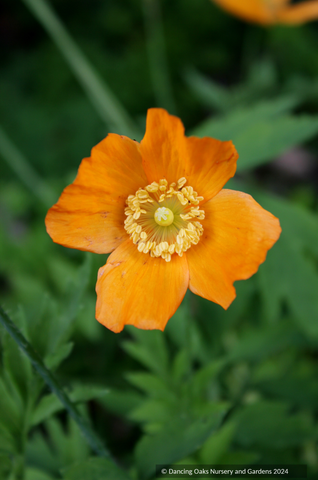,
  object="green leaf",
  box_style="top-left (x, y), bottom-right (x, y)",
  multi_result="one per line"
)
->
top-left (218, 451), bottom-right (260, 466)
top-left (25, 255), bottom-right (91, 361)
top-left (0, 377), bottom-right (21, 439)
top-left (226, 186), bottom-right (318, 338)
top-left (31, 384), bottom-right (109, 426)
top-left (25, 468), bottom-right (56, 480)
top-left (51, 253), bottom-right (92, 351)
top-left (185, 61), bottom-right (284, 113)
top-left (192, 98), bottom-right (298, 138)
top-left (257, 192), bottom-right (318, 257)
top-left (26, 429), bottom-right (61, 475)
top-left (192, 102), bottom-right (318, 170)
top-left (129, 397), bottom-right (178, 430)
top-left (165, 300), bottom-right (208, 363)
top-left (226, 320), bottom-right (302, 363)
top-left (0, 306), bottom-right (110, 458)
top-left (122, 329), bottom-right (169, 379)
top-left (2, 328), bottom-right (32, 405)
top-left (0, 429), bottom-right (16, 457)
top-left (191, 360), bottom-right (225, 400)
top-left (0, 453), bottom-right (12, 480)
top-left (25, 294), bottom-right (60, 360)
top-left (171, 350), bottom-right (190, 384)
top-left (235, 115), bottom-right (318, 170)
top-left (251, 191), bottom-right (318, 338)
top-left (27, 416), bottom-right (91, 475)
top-left (258, 233), bottom-right (318, 338)
top-left (199, 421), bottom-right (237, 464)
top-left (125, 373), bottom-right (175, 402)
top-left (185, 69), bottom-right (231, 112)
top-left (253, 360), bottom-right (318, 408)
top-left (62, 457), bottom-right (131, 480)
top-left (47, 416), bottom-right (91, 467)
top-left (45, 342), bottom-right (74, 370)
top-left (129, 398), bottom-right (173, 426)
top-left (98, 388), bottom-right (143, 417)
top-left (235, 401), bottom-right (314, 448)
top-left (135, 404), bottom-right (228, 479)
